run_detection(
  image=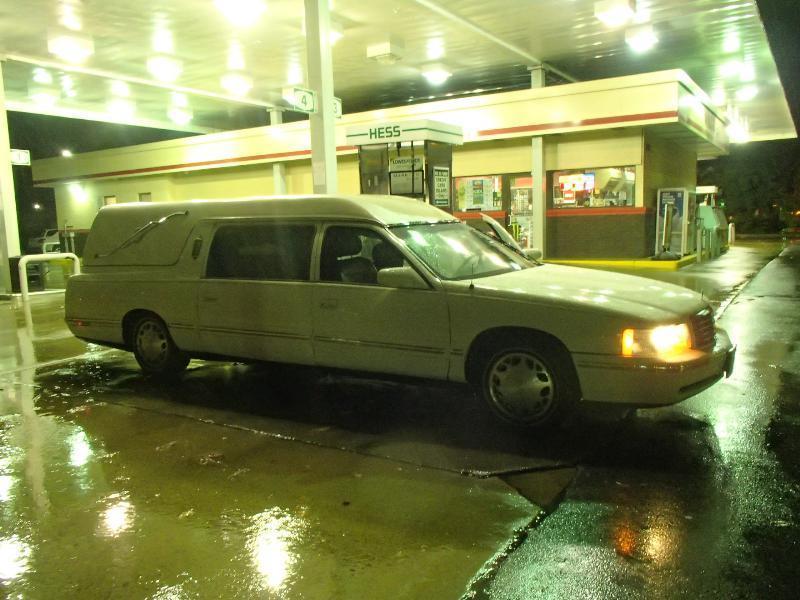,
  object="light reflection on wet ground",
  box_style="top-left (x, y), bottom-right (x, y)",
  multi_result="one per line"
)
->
top-left (483, 241), bottom-right (800, 599)
top-left (0, 240), bottom-right (788, 598)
